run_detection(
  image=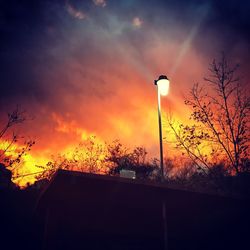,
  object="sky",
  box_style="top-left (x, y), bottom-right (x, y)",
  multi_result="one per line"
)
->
top-left (0, 0), bottom-right (250, 181)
